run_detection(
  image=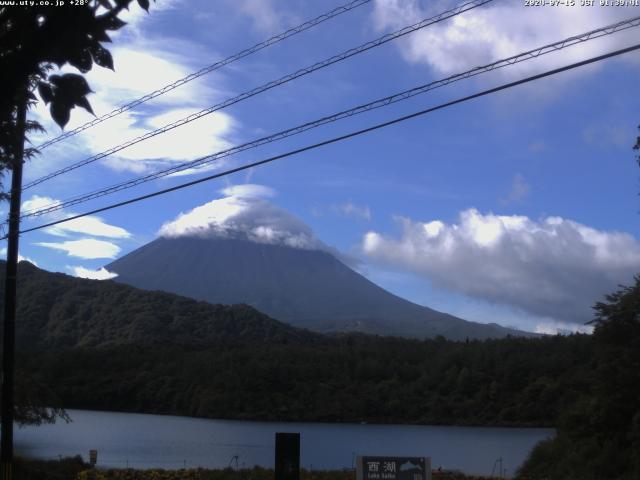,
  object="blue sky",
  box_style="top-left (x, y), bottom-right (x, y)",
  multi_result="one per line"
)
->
top-left (7, 0), bottom-right (640, 334)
